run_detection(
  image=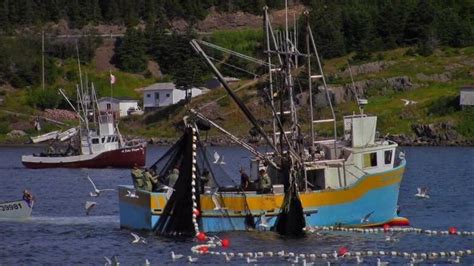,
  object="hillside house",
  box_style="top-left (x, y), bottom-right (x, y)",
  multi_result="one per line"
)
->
top-left (143, 82), bottom-right (204, 110)
top-left (98, 97), bottom-right (140, 118)
top-left (460, 86), bottom-right (474, 110)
